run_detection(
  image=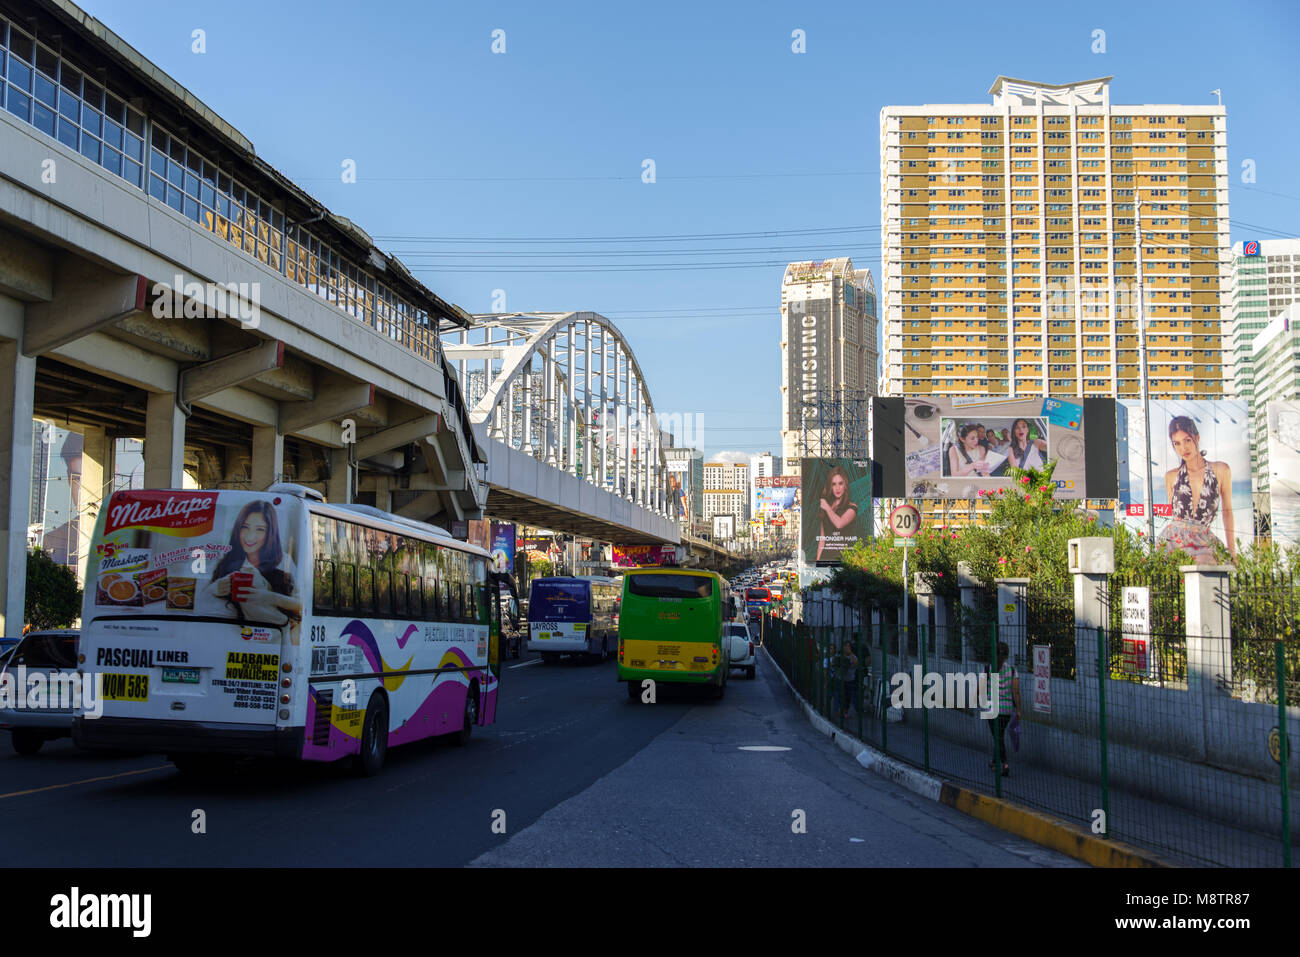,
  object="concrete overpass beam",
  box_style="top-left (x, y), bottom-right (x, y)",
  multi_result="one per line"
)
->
top-left (0, 330), bottom-right (36, 637)
top-left (354, 413), bottom-right (440, 461)
top-left (251, 426), bottom-right (284, 490)
top-left (280, 383), bottom-right (374, 435)
top-left (23, 260), bottom-right (149, 356)
top-left (0, 229), bottom-right (54, 302)
top-left (144, 392), bottom-right (187, 488)
top-left (180, 340), bottom-right (285, 405)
